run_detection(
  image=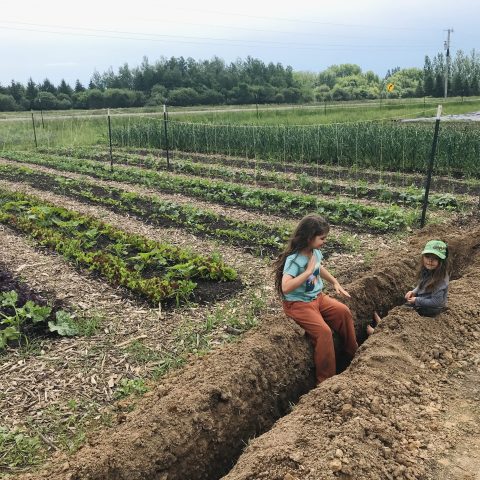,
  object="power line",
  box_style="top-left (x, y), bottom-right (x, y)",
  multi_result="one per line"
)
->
top-left (0, 22), bottom-right (438, 50)
top-left (178, 7), bottom-right (441, 31)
